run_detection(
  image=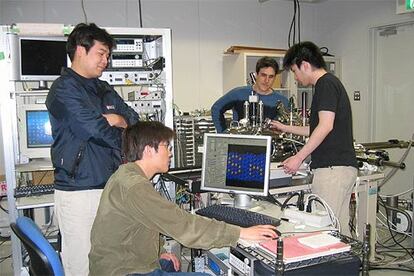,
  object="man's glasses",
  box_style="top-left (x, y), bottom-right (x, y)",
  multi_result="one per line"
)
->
top-left (159, 143), bottom-right (173, 152)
